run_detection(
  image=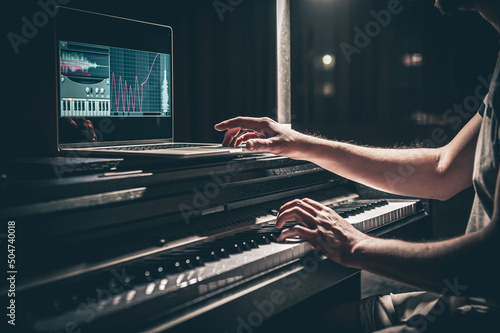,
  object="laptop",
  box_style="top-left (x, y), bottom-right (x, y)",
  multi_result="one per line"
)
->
top-left (54, 7), bottom-right (255, 159)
